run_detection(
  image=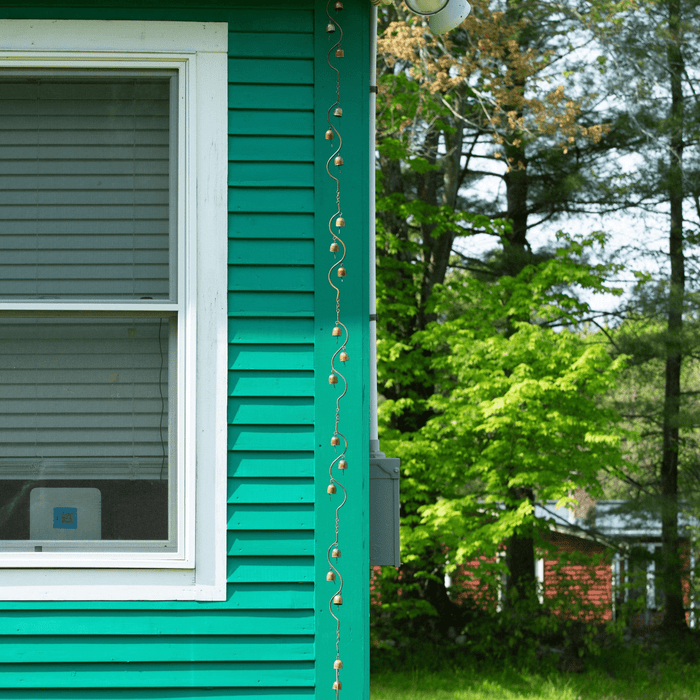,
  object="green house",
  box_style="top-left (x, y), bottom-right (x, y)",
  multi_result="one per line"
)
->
top-left (0, 1), bottom-right (393, 697)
